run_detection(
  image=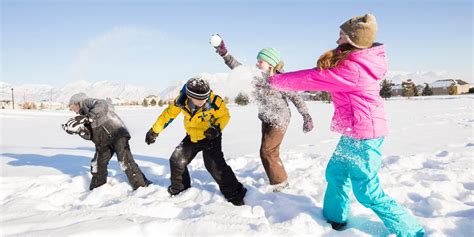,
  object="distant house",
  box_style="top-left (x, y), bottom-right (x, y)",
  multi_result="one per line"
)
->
top-left (431, 79), bottom-right (471, 95)
top-left (38, 100), bottom-right (65, 110)
top-left (143, 95), bottom-right (160, 106)
top-left (391, 84), bottom-right (403, 96)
